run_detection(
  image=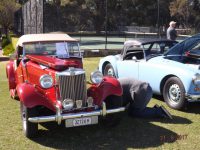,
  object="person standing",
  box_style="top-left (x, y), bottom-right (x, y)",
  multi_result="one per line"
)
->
top-left (167, 21), bottom-right (177, 41)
